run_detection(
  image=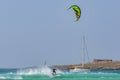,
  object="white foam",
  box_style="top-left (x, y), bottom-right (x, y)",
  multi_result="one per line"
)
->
top-left (16, 66), bottom-right (64, 77)
top-left (0, 76), bottom-right (6, 79)
top-left (17, 66), bottom-right (50, 75)
top-left (0, 75), bottom-right (23, 80)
